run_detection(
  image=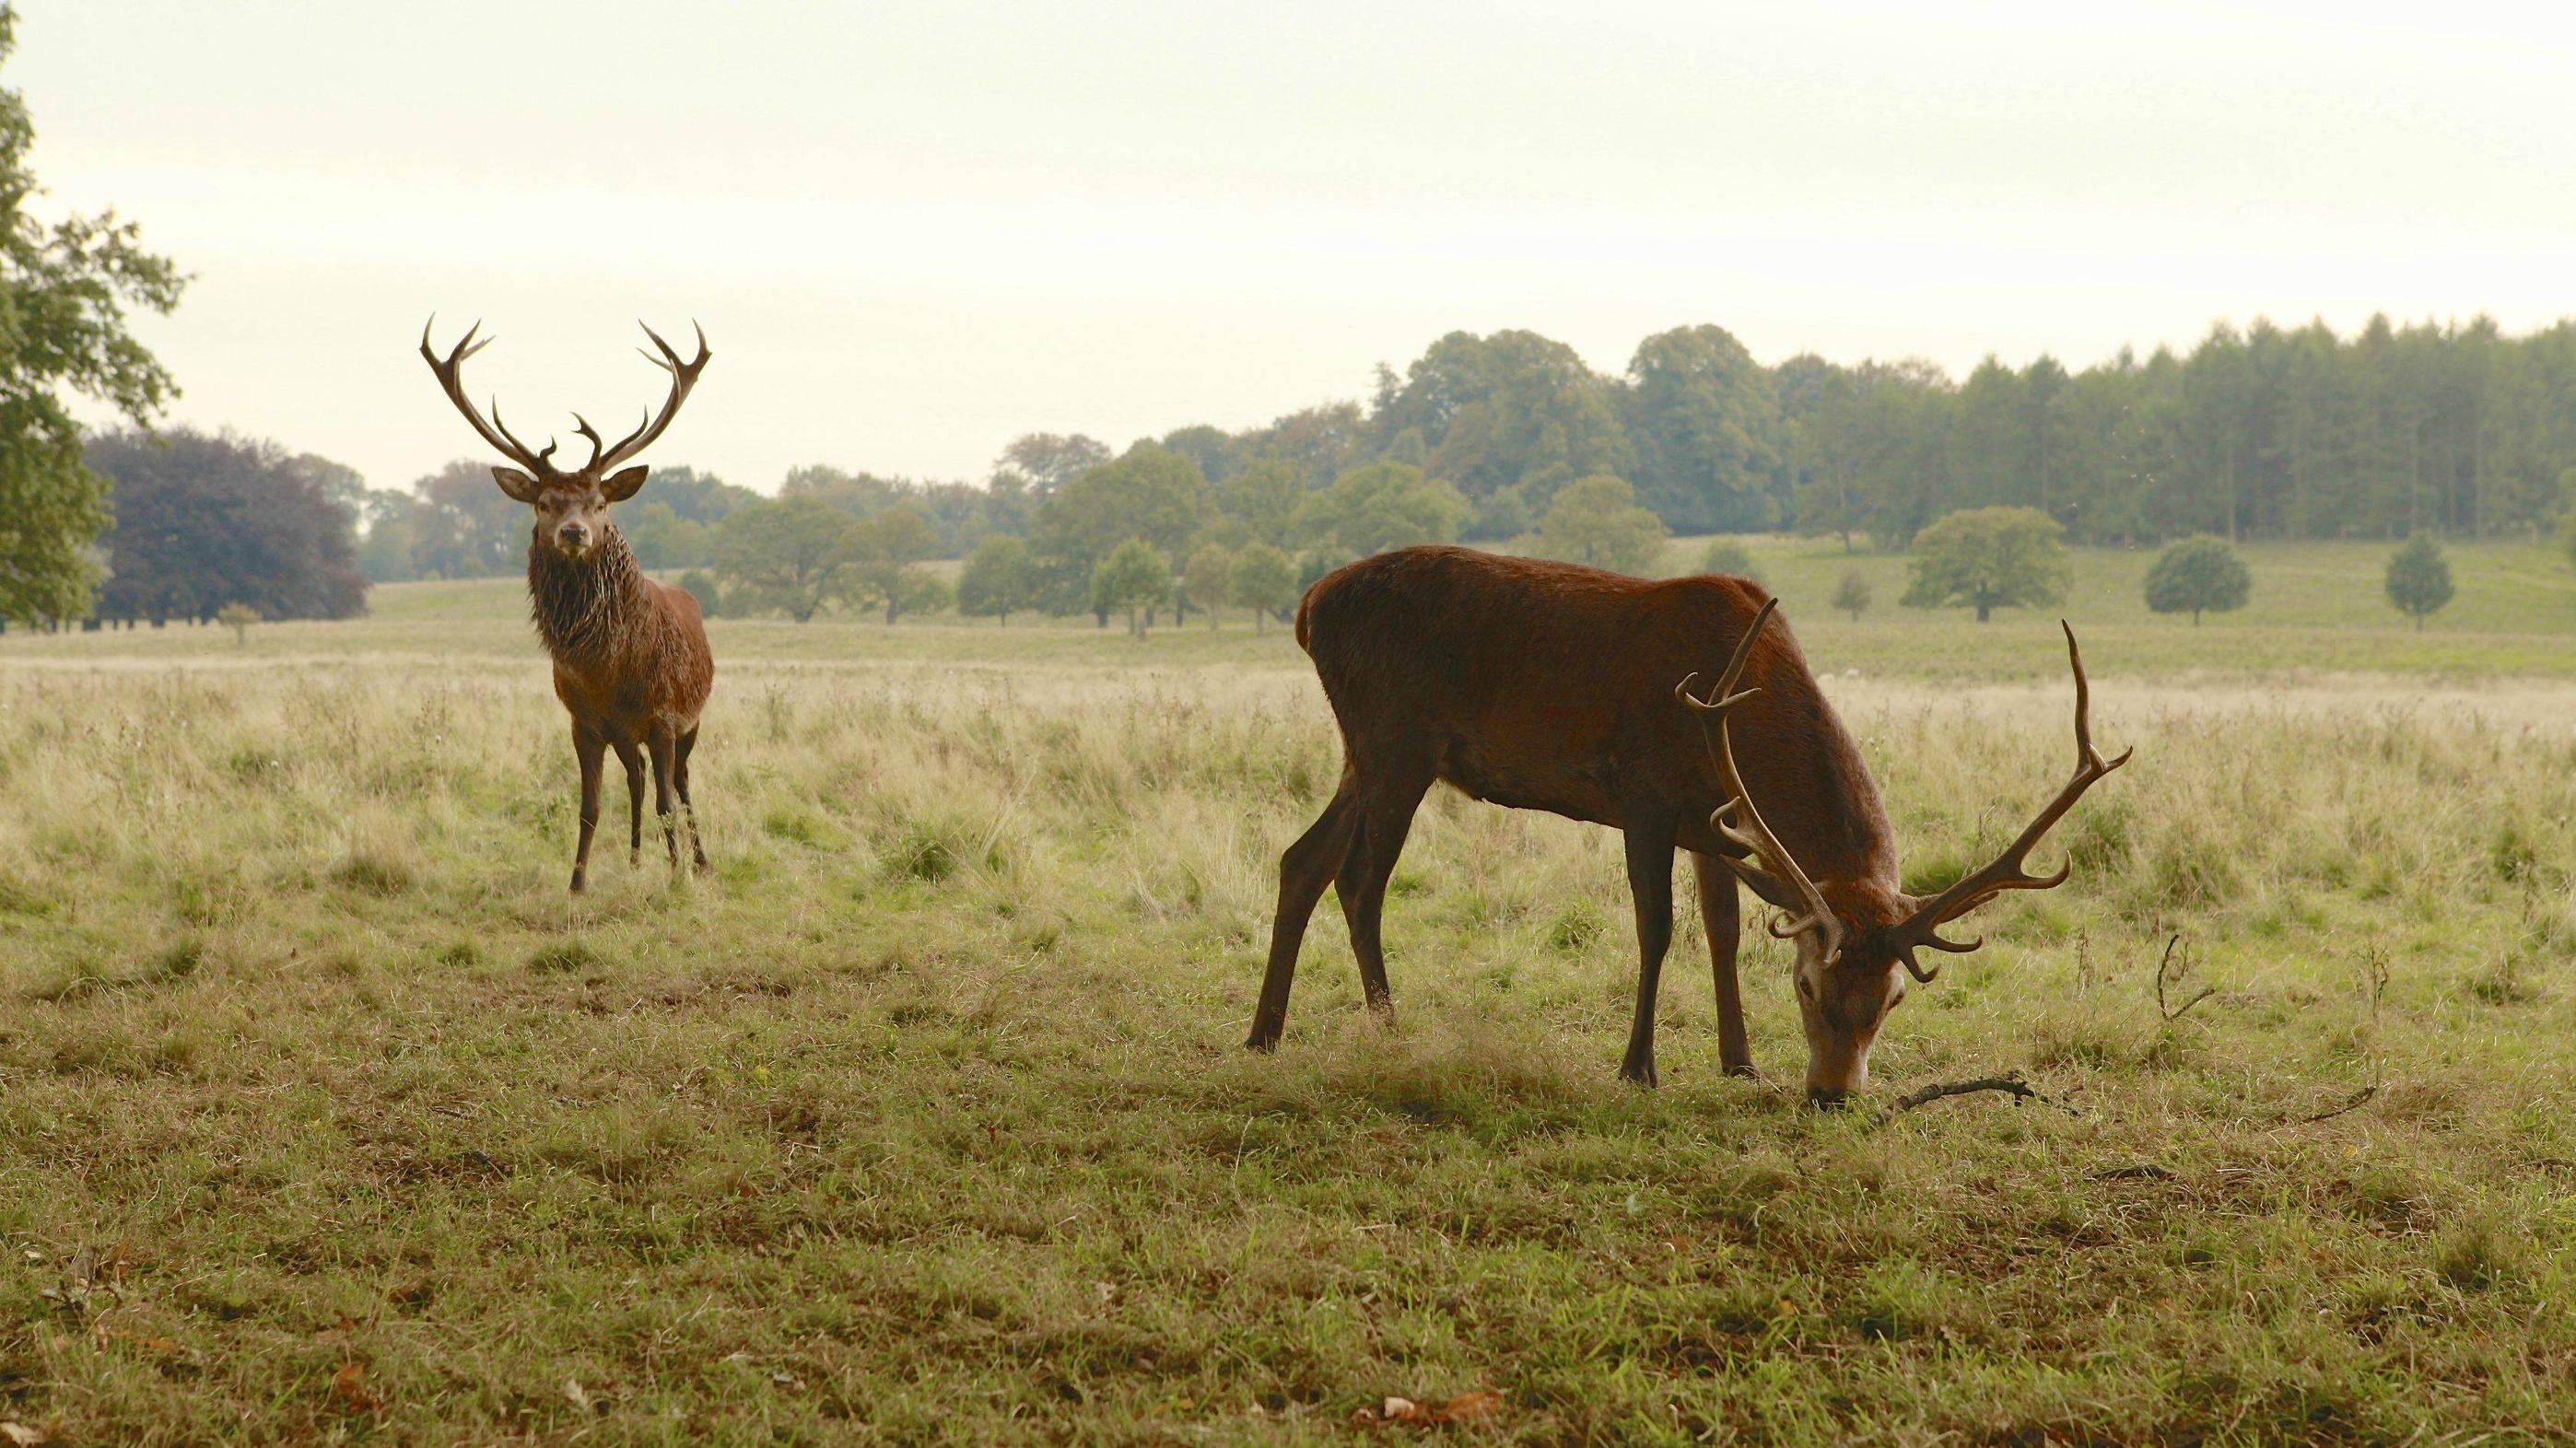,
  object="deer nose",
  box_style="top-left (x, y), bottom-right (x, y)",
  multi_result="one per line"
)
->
top-left (558, 522), bottom-right (589, 546)
top-left (1807, 1086), bottom-right (1850, 1110)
